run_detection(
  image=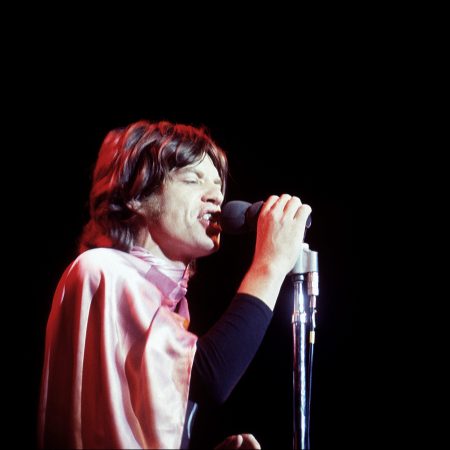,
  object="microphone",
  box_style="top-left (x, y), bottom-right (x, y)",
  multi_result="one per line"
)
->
top-left (220, 200), bottom-right (312, 235)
